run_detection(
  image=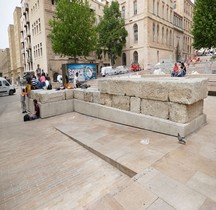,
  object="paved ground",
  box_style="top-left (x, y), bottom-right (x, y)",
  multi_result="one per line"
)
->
top-left (0, 91), bottom-right (216, 209)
